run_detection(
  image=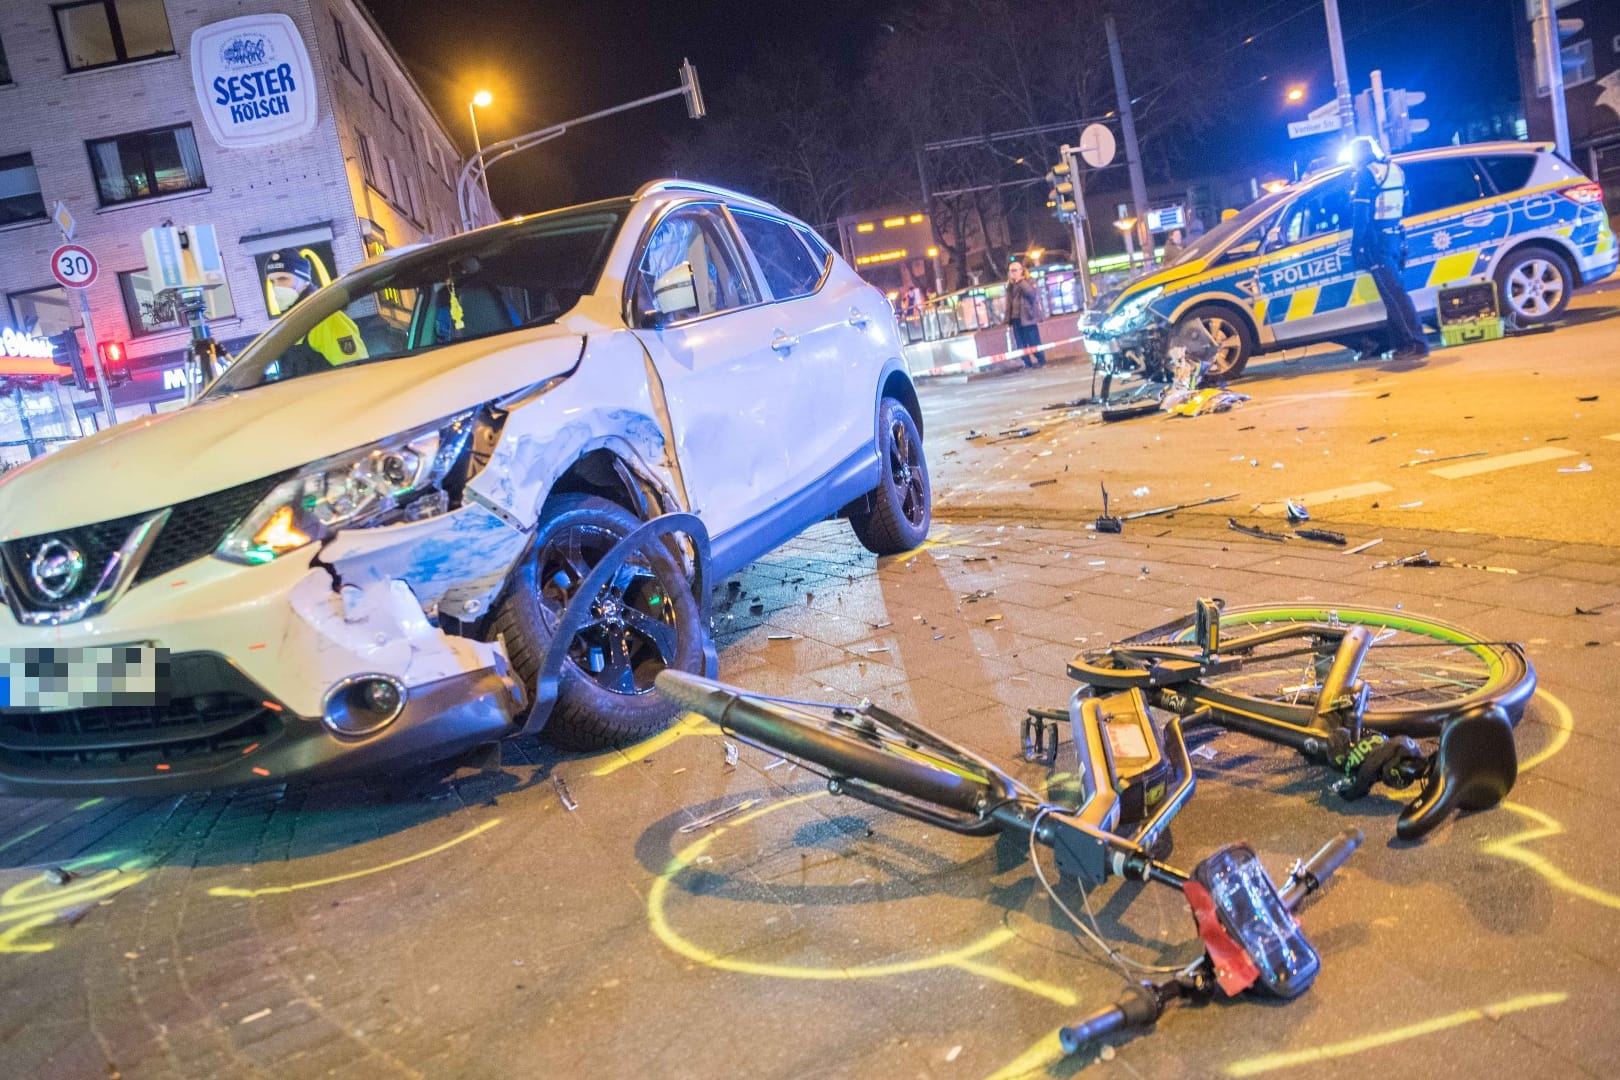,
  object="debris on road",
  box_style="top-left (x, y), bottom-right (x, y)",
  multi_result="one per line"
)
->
top-left (724, 741), bottom-right (739, 767)
top-left (553, 775), bottom-right (578, 811)
top-left (42, 867), bottom-right (73, 887)
top-left (1372, 551), bottom-right (1435, 569)
top-left (1285, 499), bottom-right (1309, 524)
top-left (1101, 401), bottom-right (1160, 423)
top-left (1296, 528), bottom-right (1348, 546)
top-left (767, 633), bottom-right (797, 641)
top-left (959, 589), bottom-right (996, 603)
top-left (1343, 538), bottom-right (1384, 556)
top-left (1118, 492), bottom-right (1239, 524)
top-left (1397, 501), bottom-right (1424, 509)
top-left (1163, 387), bottom-right (1250, 417)
top-left (1095, 482), bottom-right (1123, 533)
top-left (678, 799), bottom-right (758, 834)
top-left (1578, 395), bottom-right (1599, 402)
top-left (1559, 462), bottom-right (1593, 474)
top-left (1029, 478), bottom-right (1058, 487)
top-left (1400, 449), bottom-right (1487, 468)
top-left (1229, 518), bottom-right (1291, 542)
